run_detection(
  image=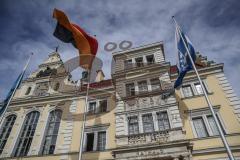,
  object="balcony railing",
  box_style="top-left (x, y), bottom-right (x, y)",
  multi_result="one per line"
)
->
top-left (128, 130), bottom-right (169, 145)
